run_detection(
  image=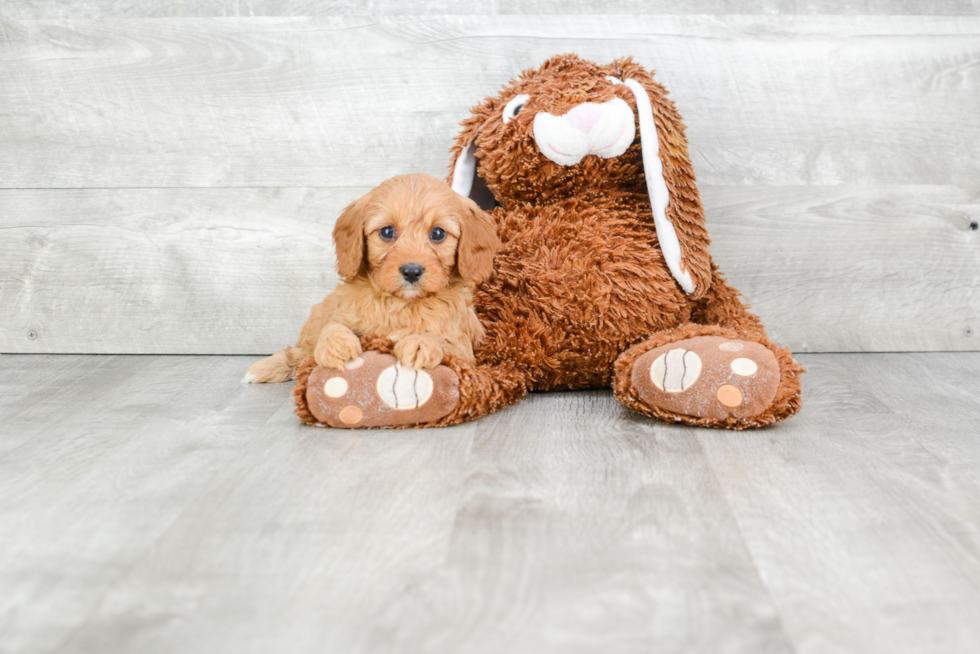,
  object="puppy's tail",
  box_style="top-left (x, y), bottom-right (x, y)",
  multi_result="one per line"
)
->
top-left (242, 346), bottom-right (305, 384)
